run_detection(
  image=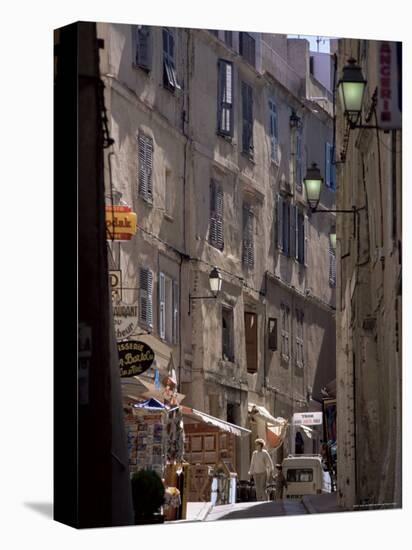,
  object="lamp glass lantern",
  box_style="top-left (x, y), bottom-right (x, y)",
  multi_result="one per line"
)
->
top-left (303, 163), bottom-right (323, 211)
top-left (329, 228), bottom-right (337, 251)
top-left (209, 267), bottom-right (222, 295)
top-left (337, 58), bottom-right (367, 124)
